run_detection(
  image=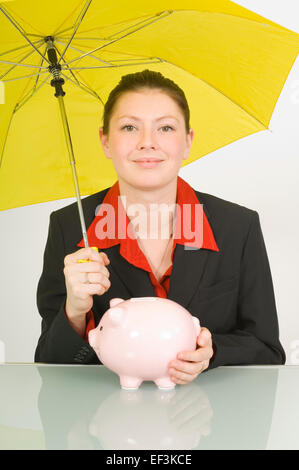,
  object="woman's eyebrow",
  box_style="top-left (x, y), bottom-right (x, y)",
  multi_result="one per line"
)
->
top-left (117, 115), bottom-right (179, 122)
